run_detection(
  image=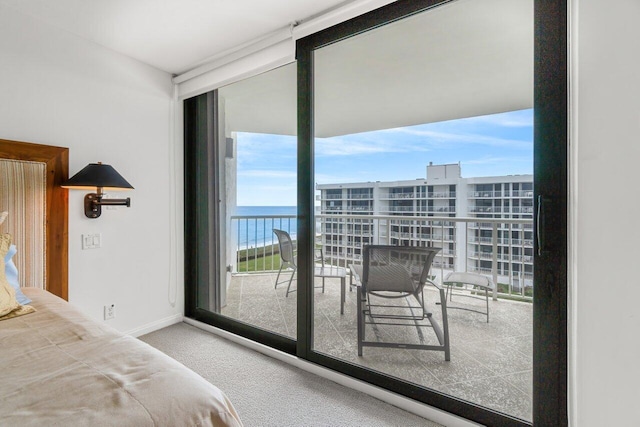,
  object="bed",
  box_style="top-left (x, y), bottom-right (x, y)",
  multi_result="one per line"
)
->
top-left (0, 139), bottom-right (242, 426)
